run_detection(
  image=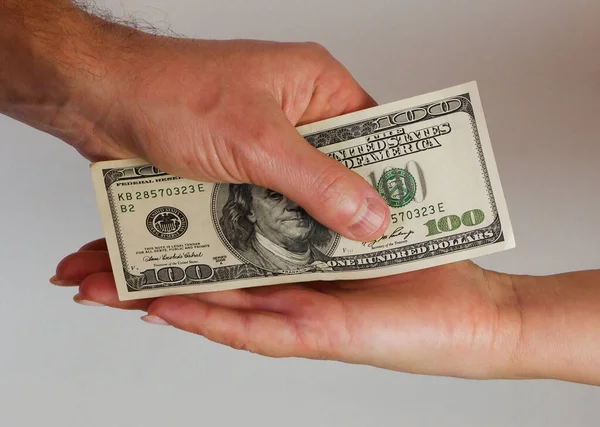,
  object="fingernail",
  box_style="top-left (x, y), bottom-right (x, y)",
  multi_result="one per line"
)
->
top-left (73, 293), bottom-right (105, 307)
top-left (348, 197), bottom-right (388, 239)
top-left (141, 315), bottom-right (170, 326)
top-left (50, 275), bottom-right (79, 286)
